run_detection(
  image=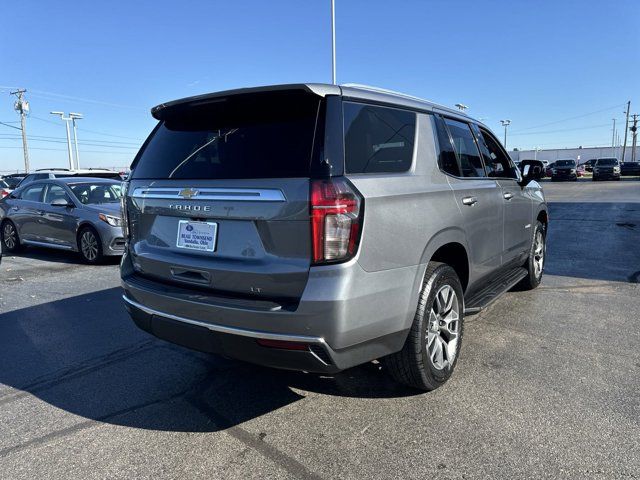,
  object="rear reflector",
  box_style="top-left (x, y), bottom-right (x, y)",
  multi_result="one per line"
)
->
top-left (310, 178), bottom-right (363, 264)
top-left (256, 339), bottom-right (310, 351)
